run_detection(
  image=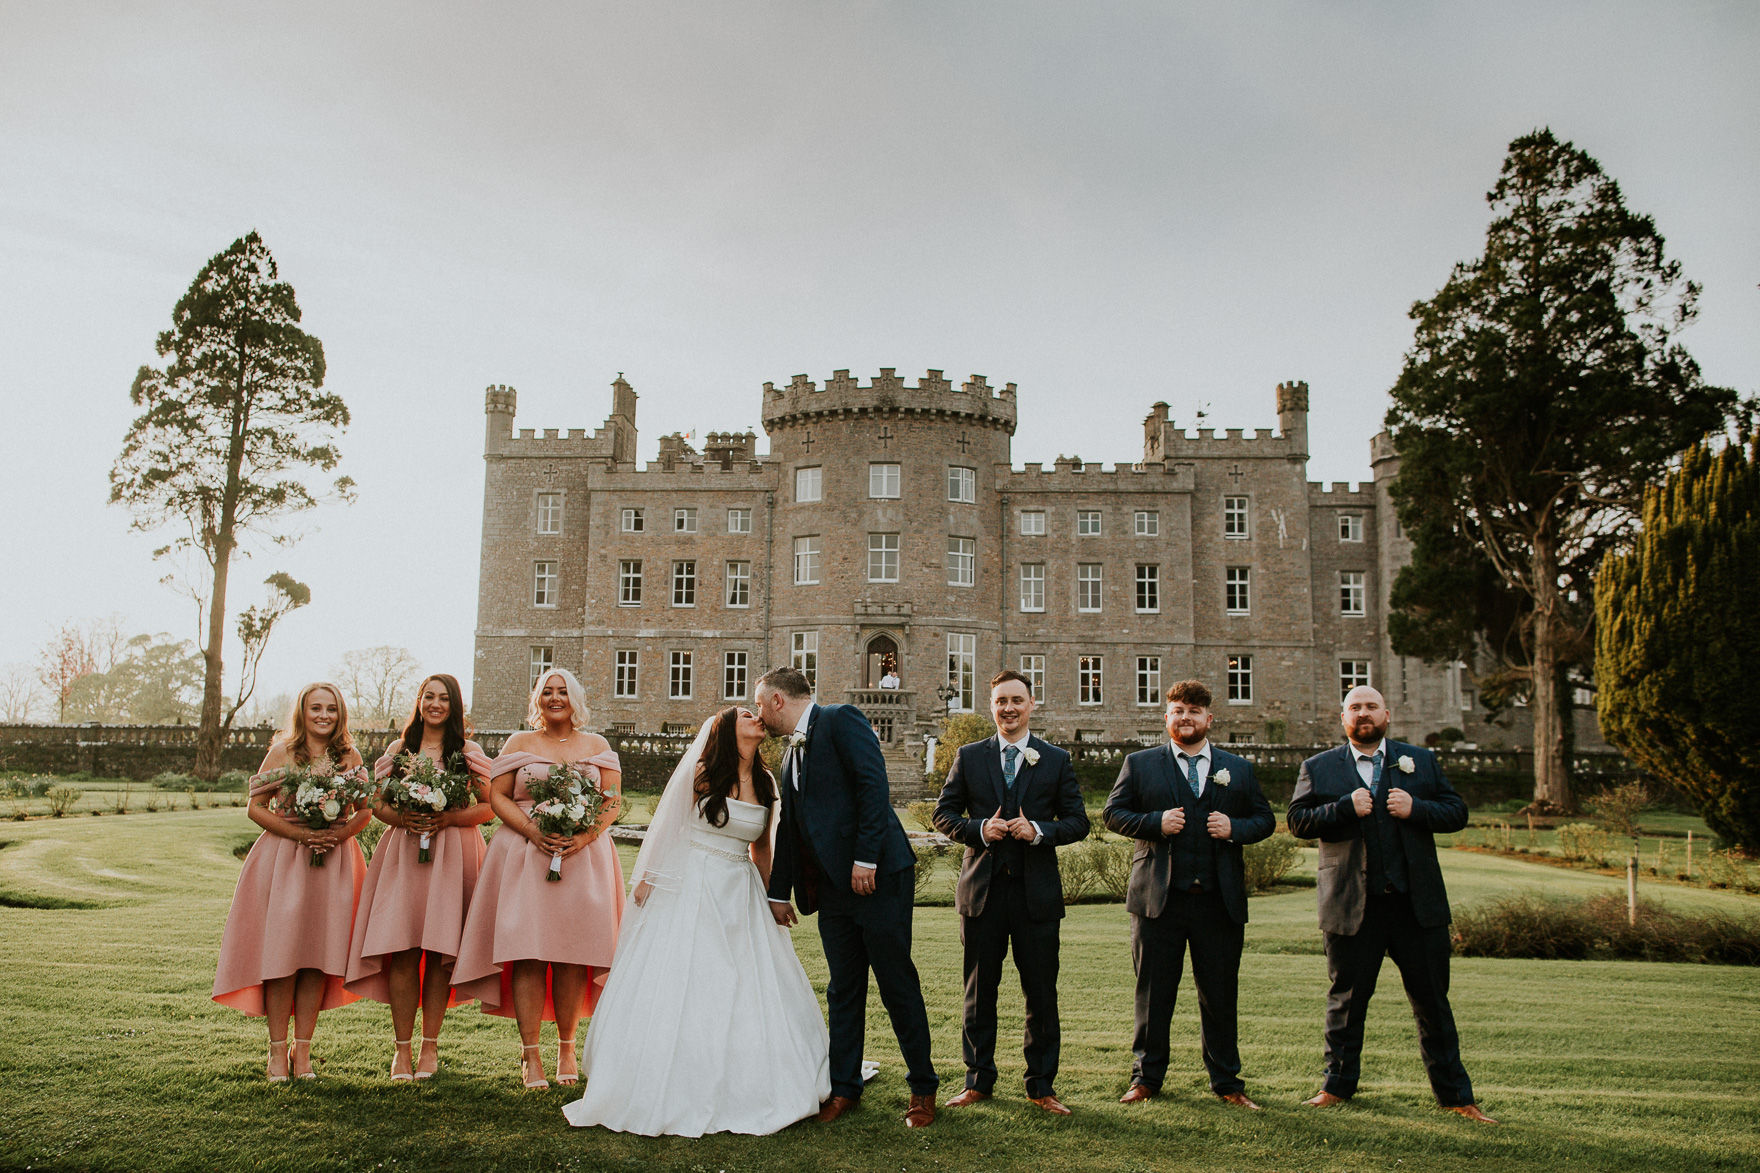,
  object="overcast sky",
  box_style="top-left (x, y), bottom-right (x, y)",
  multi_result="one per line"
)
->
top-left (2, 1), bottom-right (1755, 716)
